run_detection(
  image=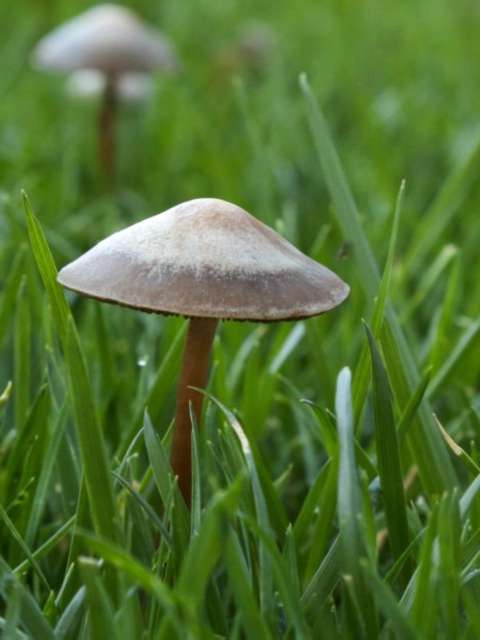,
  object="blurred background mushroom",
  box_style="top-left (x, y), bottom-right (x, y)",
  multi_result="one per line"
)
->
top-left (212, 20), bottom-right (278, 86)
top-left (33, 3), bottom-right (179, 183)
